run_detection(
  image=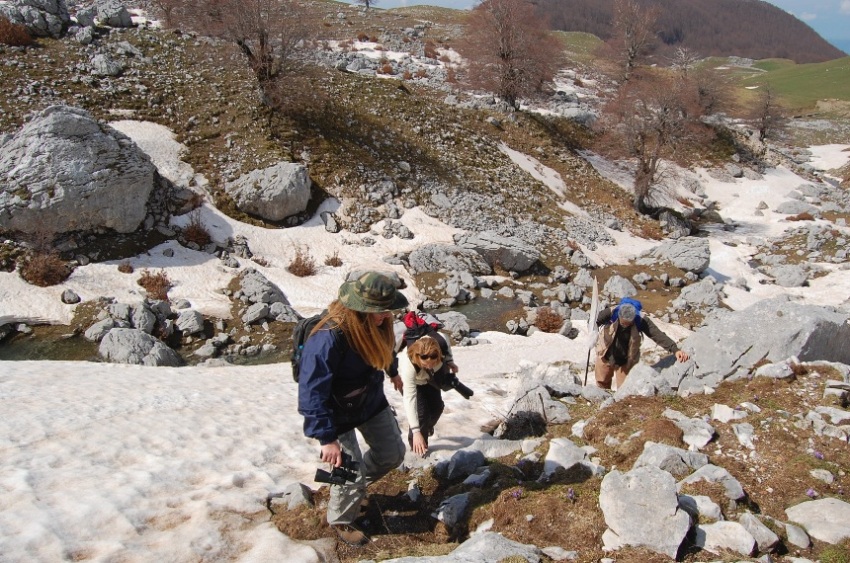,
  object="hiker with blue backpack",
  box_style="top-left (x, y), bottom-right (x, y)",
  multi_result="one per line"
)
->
top-left (594, 297), bottom-right (689, 390)
top-left (296, 271), bottom-right (408, 546)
